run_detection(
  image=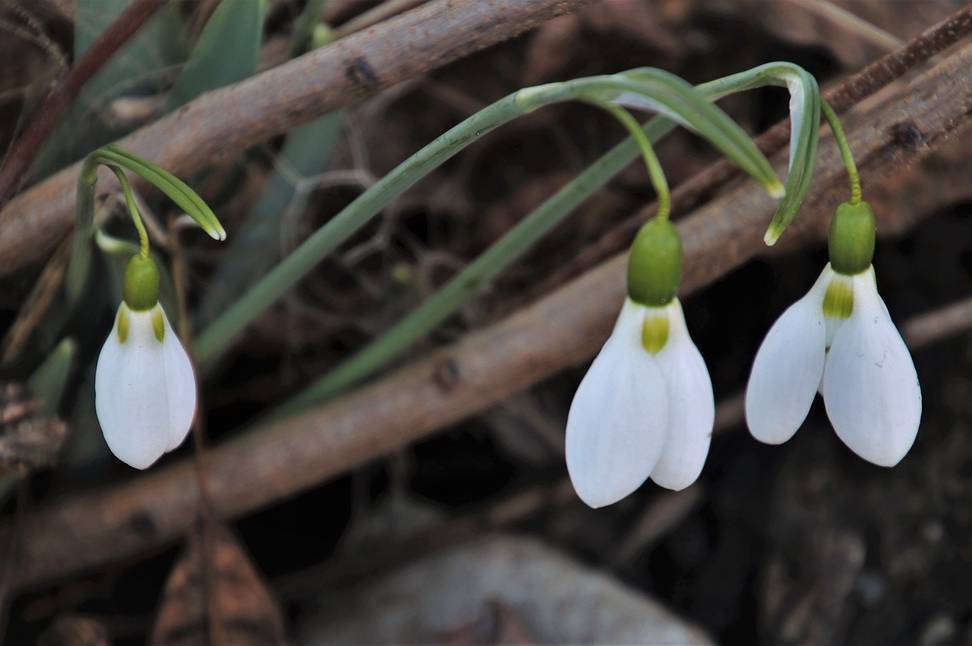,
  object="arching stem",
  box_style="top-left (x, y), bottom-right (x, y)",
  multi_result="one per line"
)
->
top-left (821, 99), bottom-right (862, 204)
top-left (593, 101), bottom-right (671, 221)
